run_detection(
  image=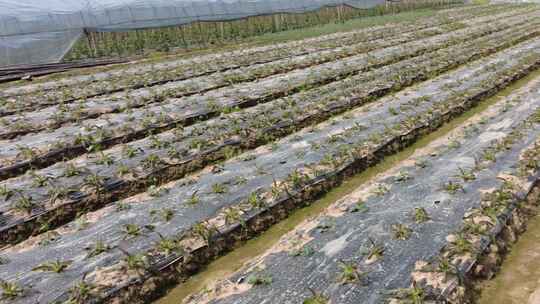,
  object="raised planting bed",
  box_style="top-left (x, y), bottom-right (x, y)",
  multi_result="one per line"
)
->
top-left (0, 37), bottom-right (539, 303)
top-left (1, 8), bottom-right (535, 140)
top-left (0, 12), bottom-right (538, 181)
top-left (390, 128), bottom-right (540, 302)
top-left (183, 75), bottom-right (540, 304)
top-left (0, 4), bottom-right (519, 113)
